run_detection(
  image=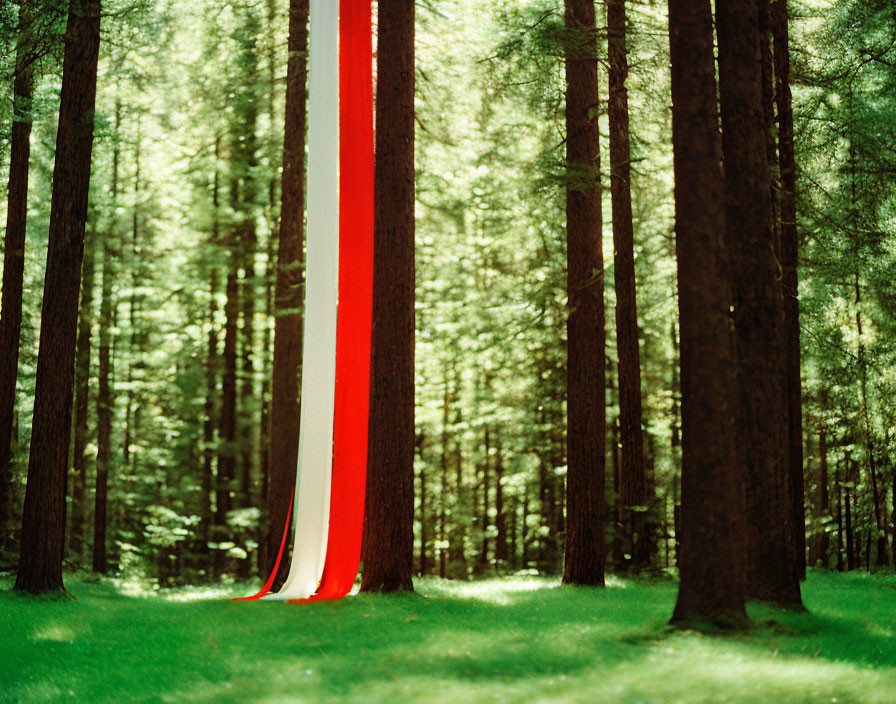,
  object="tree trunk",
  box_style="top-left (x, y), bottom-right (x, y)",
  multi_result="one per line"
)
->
top-left (360, 0), bottom-right (416, 593)
top-left (93, 241), bottom-right (114, 575)
top-left (716, 0), bottom-right (801, 607)
top-left (835, 455), bottom-right (844, 571)
top-left (816, 428), bottom-right (830, 567)
top-left (770, 0), bottom-right (806, 582)
top-left (15, 0), bottom-right (102, 594)
top-left (668, 0), bottom-right (747, 625)
top-left (607, 0), bottom-right (649, 574)
top-left (201, 268), bottom-right (217, 550)
top-left (562, 0), bottom-right (606, 588)
top-left (216, 270), bottom-right (238, 529)
top-left (70, 227), bottom-right (96, 565)
top-left (265, 0), bottom-right (308, 587)
top-left (844, 453), bottom-right (855, 571)
top-left (92, 96), bottom-right (120, 576)
top-left (494, 446), bottom-right (508, 565)
top-left (0, 3), bottom-right (35, 558)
